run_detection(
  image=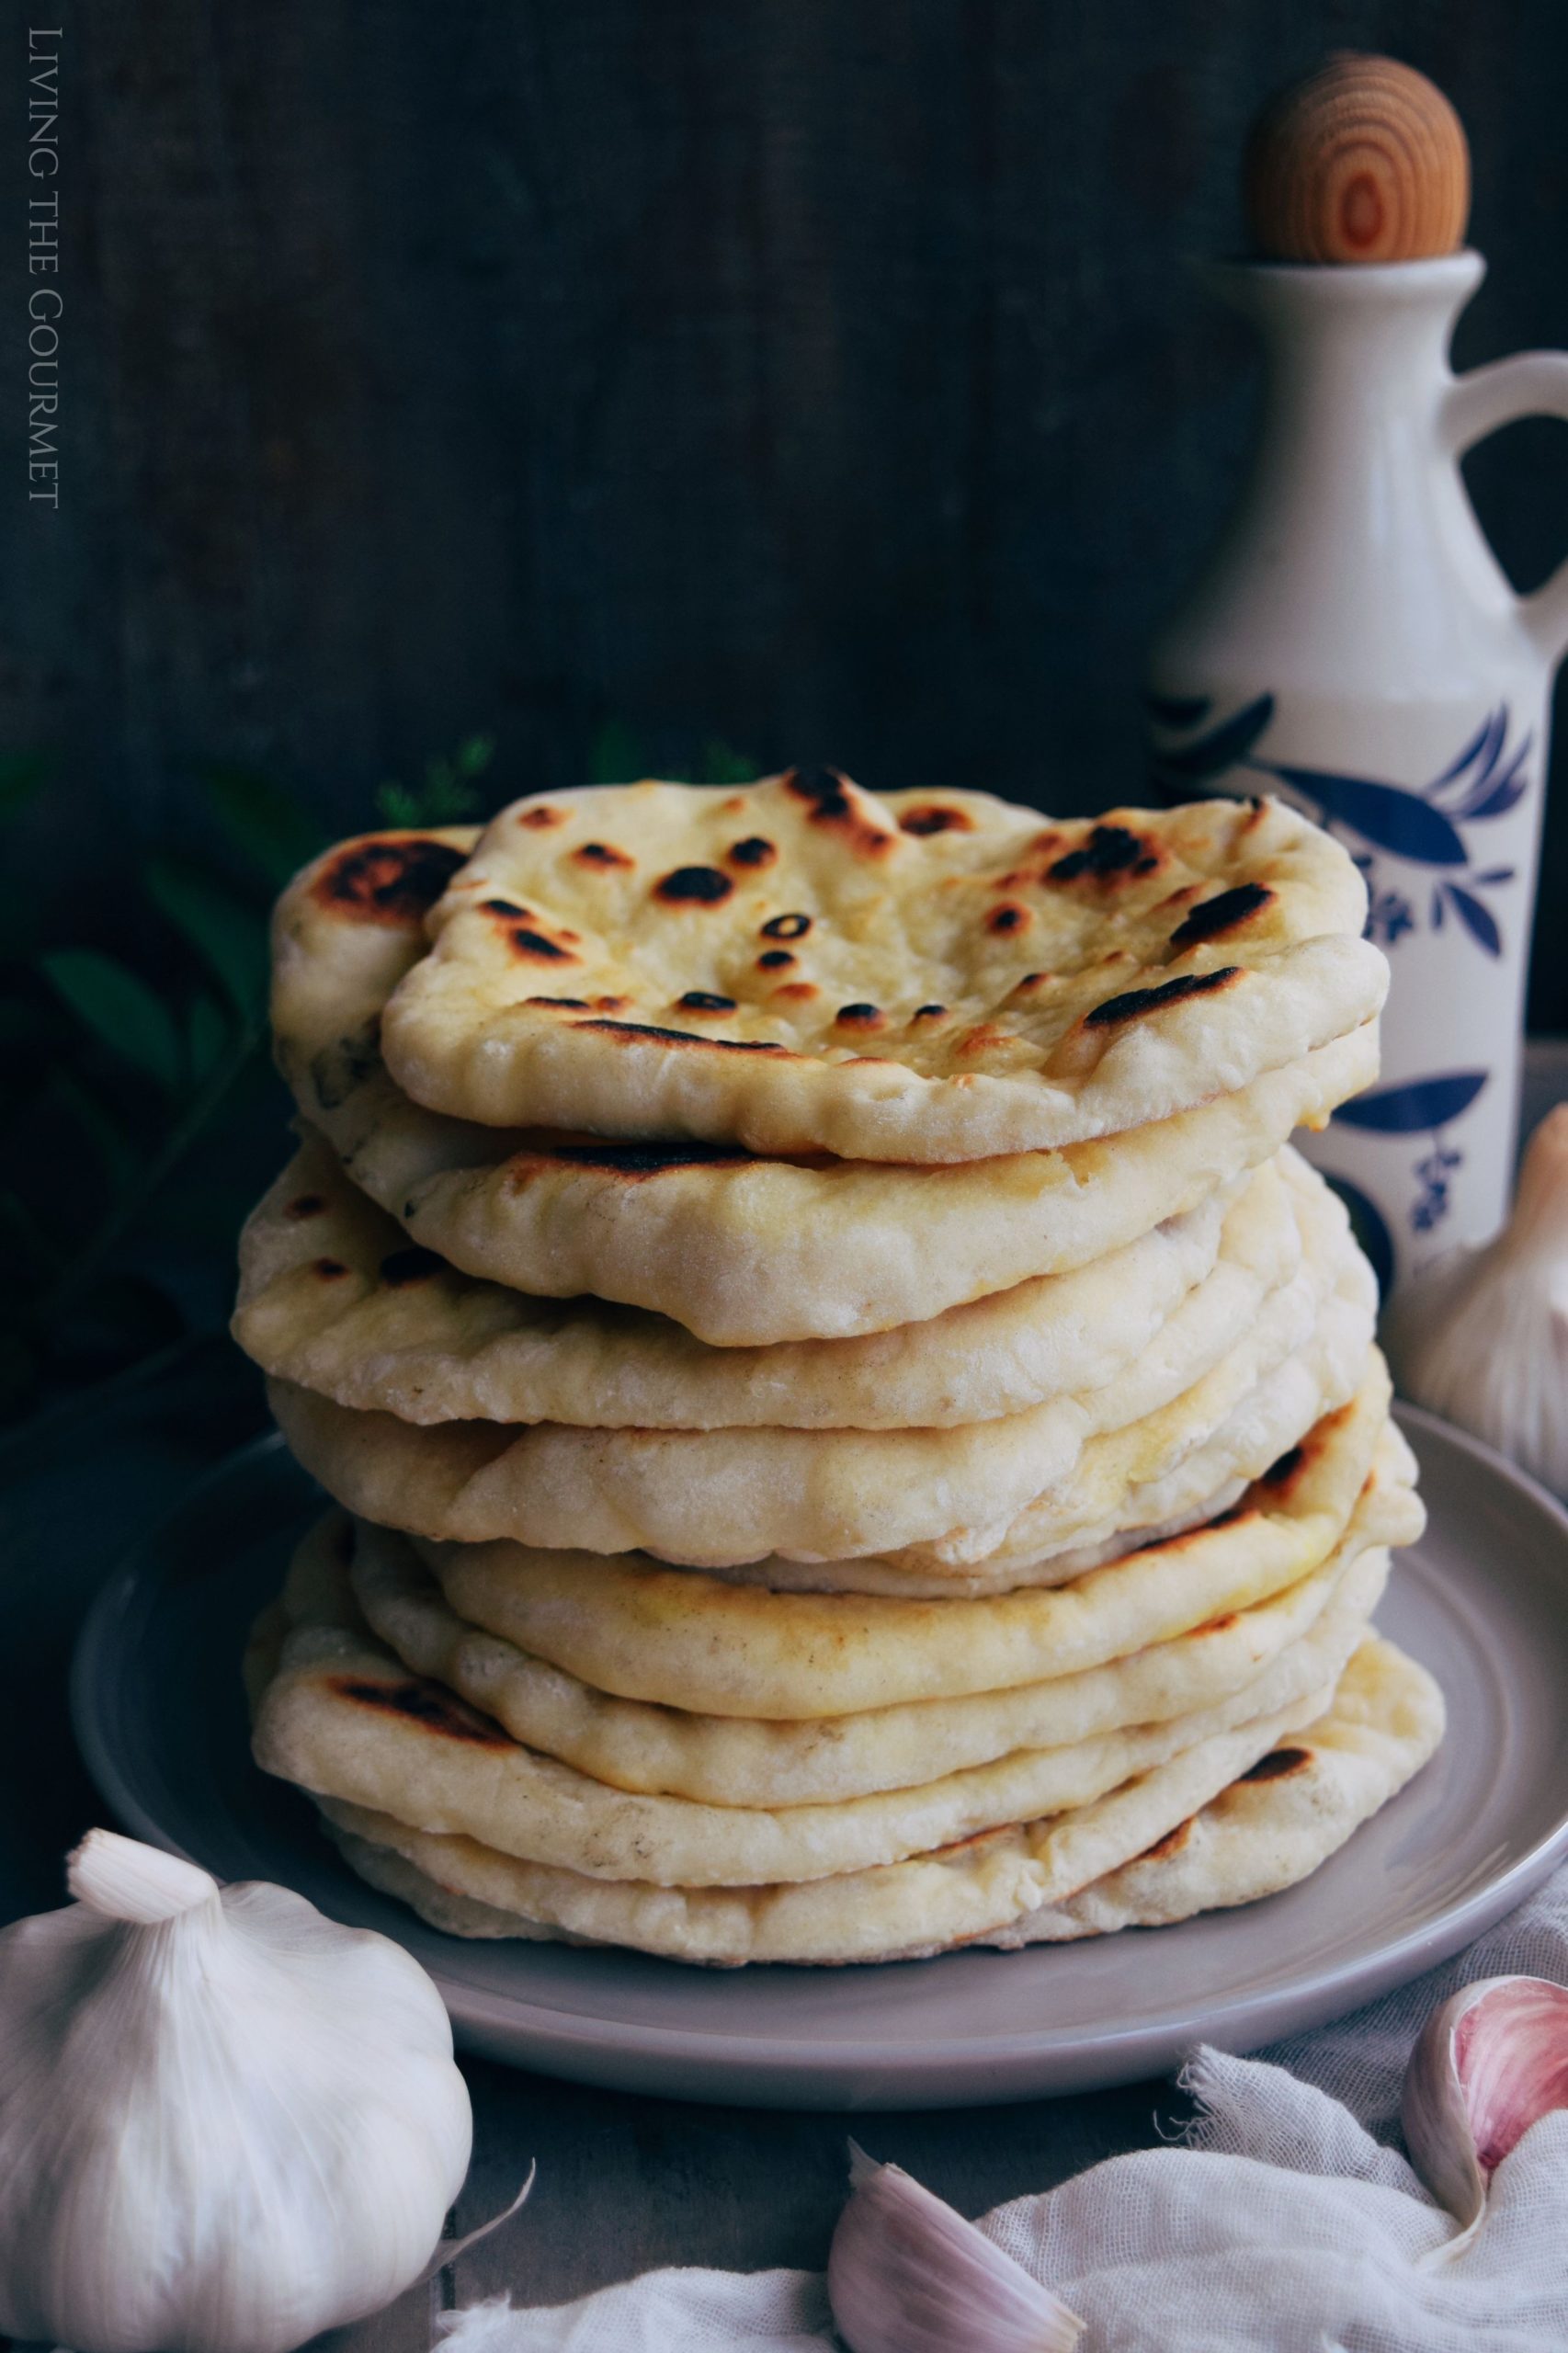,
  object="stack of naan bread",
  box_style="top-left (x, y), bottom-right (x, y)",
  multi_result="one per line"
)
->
top-left (238, 771), bottom-right (1444, 1966)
